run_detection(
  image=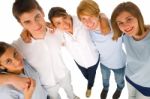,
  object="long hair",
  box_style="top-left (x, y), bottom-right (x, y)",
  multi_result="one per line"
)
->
top-left (111, 1), bottom-right (145, 40)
